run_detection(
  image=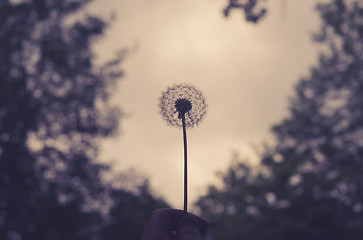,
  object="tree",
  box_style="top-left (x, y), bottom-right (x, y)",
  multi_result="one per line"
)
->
top-left (197, 0), bottom-right (363, 239)
top-left (0, 0), bottom-right (123, 239)
top-left (102, 180), bottom-right (169, 240)
top-left (223, 0), bottom-right (267, 23)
